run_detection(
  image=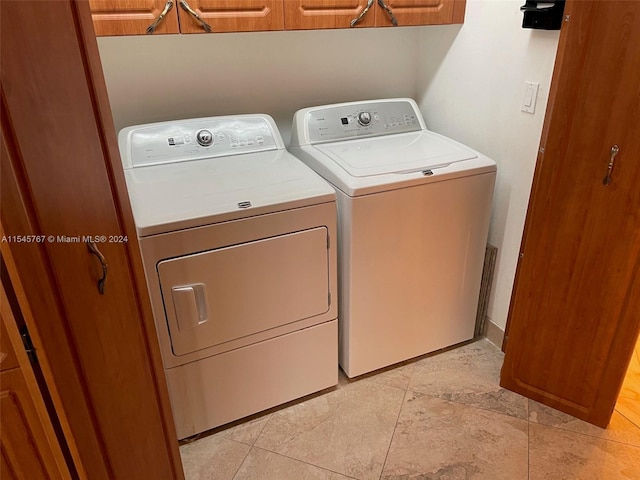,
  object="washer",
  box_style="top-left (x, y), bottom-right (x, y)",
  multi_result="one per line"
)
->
top-left (119, 115), bottom-right (338, 439)
top-left (289, 98), bottom-right (496, 378)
